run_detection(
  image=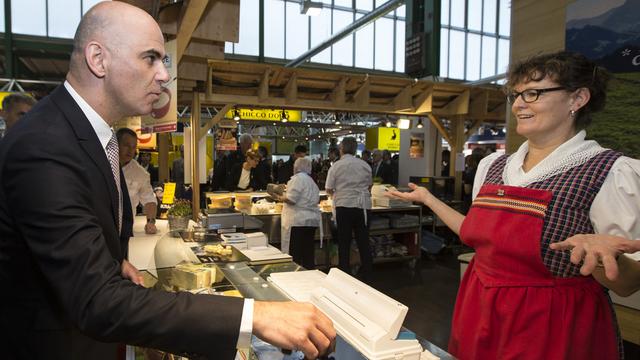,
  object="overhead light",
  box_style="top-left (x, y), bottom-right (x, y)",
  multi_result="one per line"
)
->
top-left (397, 118), bottom-right (411, 130)
top-left (416, 118), bottom-right (424, 129)
top-left (385, 119), bottom-right (392, 127)
top-left (232, 107), bottom-right (241, 121)
top-left (335, 120), bottom-right (341, 125)
top-left (281, 109), bottom-right (289, 123)
top-left (301, 0), bottom-right (322, 16)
